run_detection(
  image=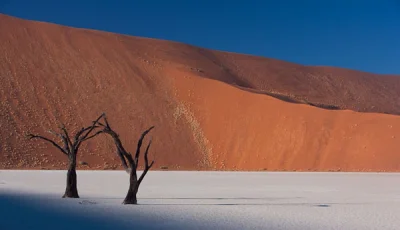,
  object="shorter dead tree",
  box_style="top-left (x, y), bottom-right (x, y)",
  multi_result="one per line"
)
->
top-left (27, 114), bottom-right (104, 198)
top-left (97, 115), bottom-right (154, 204)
